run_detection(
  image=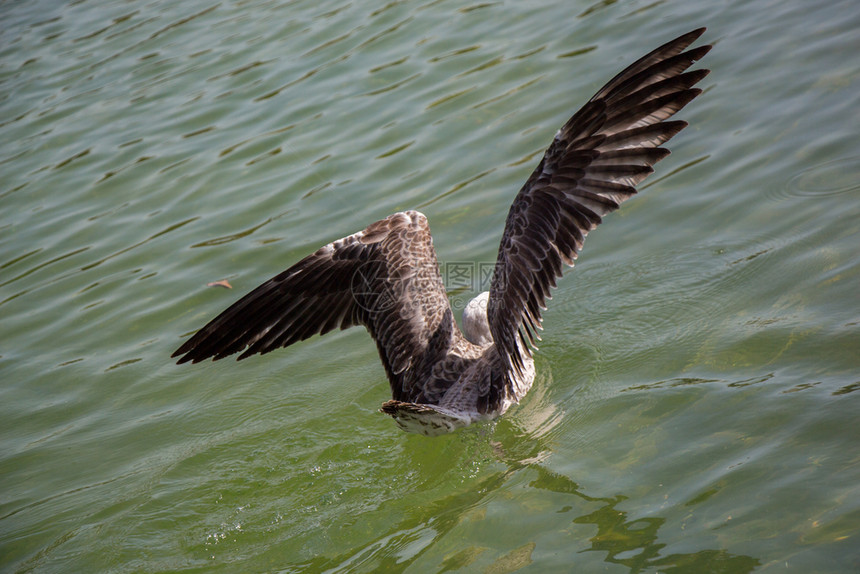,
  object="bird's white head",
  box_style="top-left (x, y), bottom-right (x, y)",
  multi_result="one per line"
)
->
top-left (462, 291), bottom-right (493, 346)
